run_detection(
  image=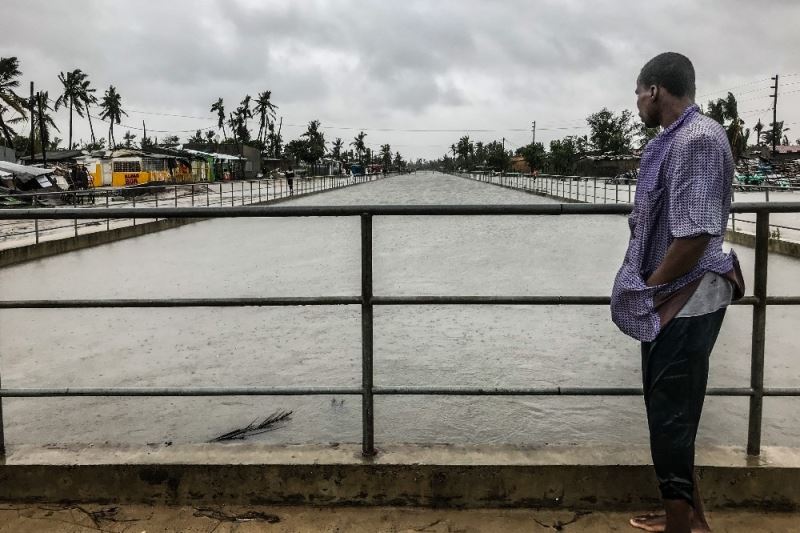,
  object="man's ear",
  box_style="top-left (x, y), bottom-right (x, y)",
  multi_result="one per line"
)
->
top-left (650, 85), bottom-right (658, 100)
